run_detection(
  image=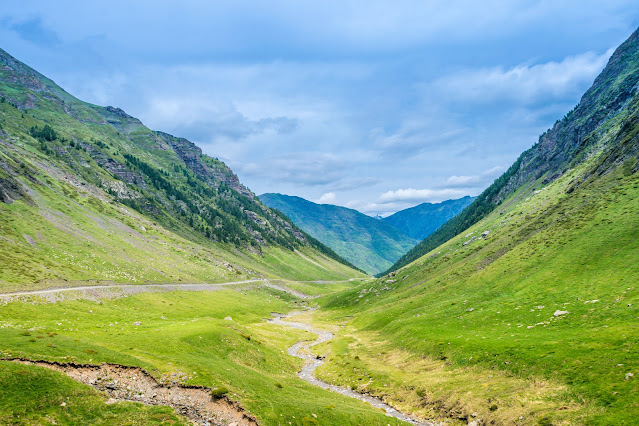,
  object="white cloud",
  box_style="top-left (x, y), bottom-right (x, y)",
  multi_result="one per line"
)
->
top-left (317, 192), bottom-right (337, 204)
top-left (379, 188), bottom-right (467, 204)
top-left (443, 165), bottom-right (505, 188)
top-left (234, 152), bottom-right (347, 186)
top-left (344, 200), bottom-right (405, 216)
top-left (432, 49), bottom-right (614, 105)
